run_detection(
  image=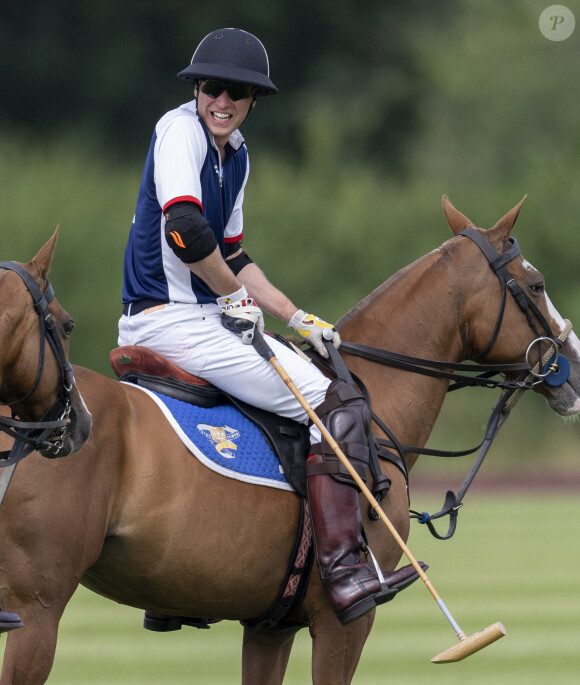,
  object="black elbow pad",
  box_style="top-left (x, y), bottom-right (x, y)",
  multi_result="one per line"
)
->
top-left (226, 249), bottom-right (254, 275)
top-left (164, 202), bottom-right (217, 263)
